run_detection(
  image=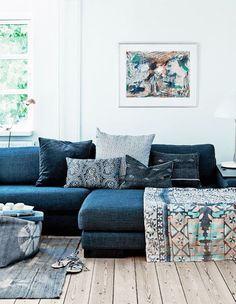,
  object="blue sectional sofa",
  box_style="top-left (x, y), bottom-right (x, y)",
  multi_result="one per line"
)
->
top-left (0, 143), bottom-right (227, 257)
